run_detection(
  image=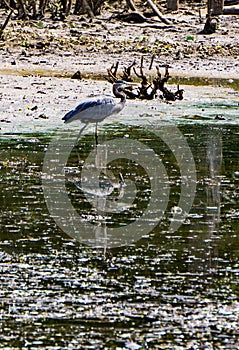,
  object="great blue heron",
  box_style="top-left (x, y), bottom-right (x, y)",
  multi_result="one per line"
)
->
top-left (62, 80), bottom-right (135, 144)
